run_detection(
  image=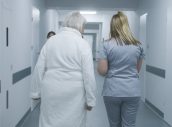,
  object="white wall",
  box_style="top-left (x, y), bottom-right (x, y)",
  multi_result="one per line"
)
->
top-left (138, 0), bottom-right (172, 125)
top-left (45, 9), bottom-right (58, 34)
top-left (31, 7), bottom-right (40, 68)
top-left (32, 0), bottom-right (47, 50)
top-left (0, 0), bottom-right (59, 126)
top-left (0, 0), bottom-right (57, 126)
top-left (32, 1), bottom-right (58, 48)
top-left (45, 0), bottom-right (139, 10)
top-left (0, 0), bottom-right (32, 126)
top-left (165, 1), bottom-right (172, 125)
top-left (0, 0), bottom-right (3, 126)
top-left (31, 1), bottom-right (59, 65)
top-left (139, 13), bottom-right (147, 101)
